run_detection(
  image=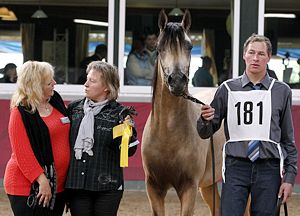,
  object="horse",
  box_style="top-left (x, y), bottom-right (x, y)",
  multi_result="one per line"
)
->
top-left (141, 9), bottom-right (226, 216)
